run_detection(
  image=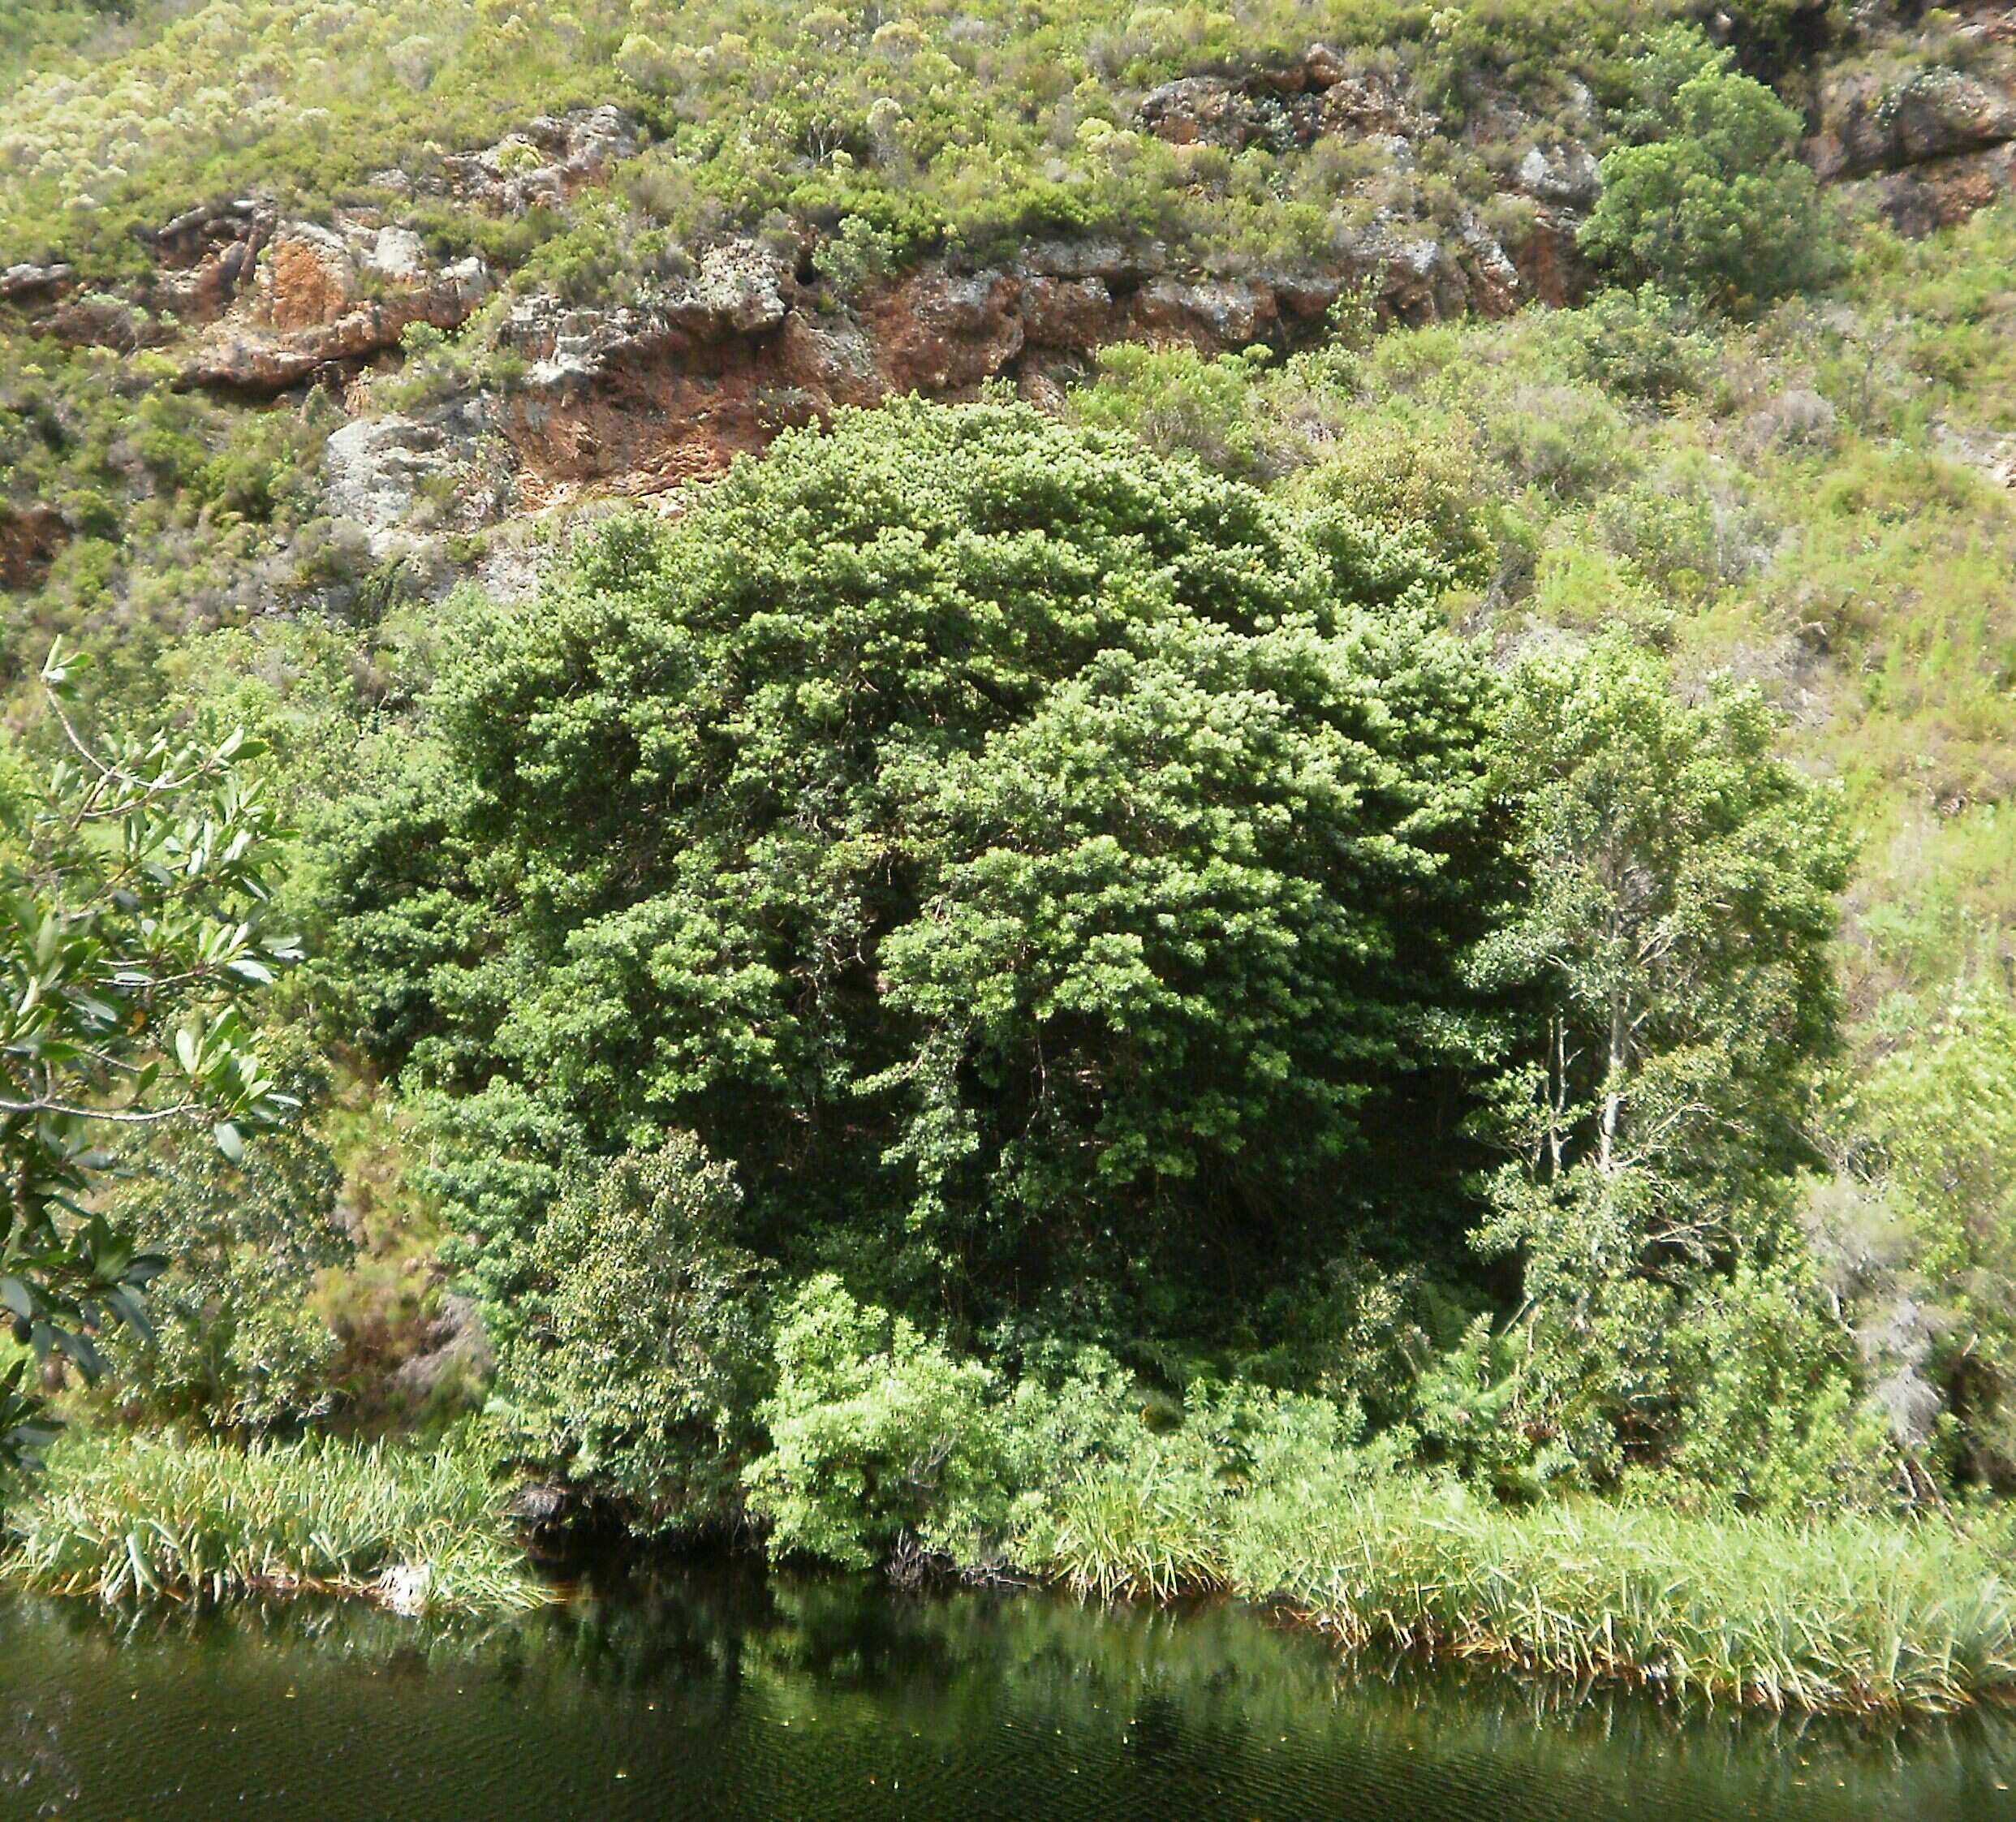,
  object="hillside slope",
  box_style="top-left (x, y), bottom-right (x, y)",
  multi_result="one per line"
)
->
top-left (0, 0), bottom-right (2013, 1510)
